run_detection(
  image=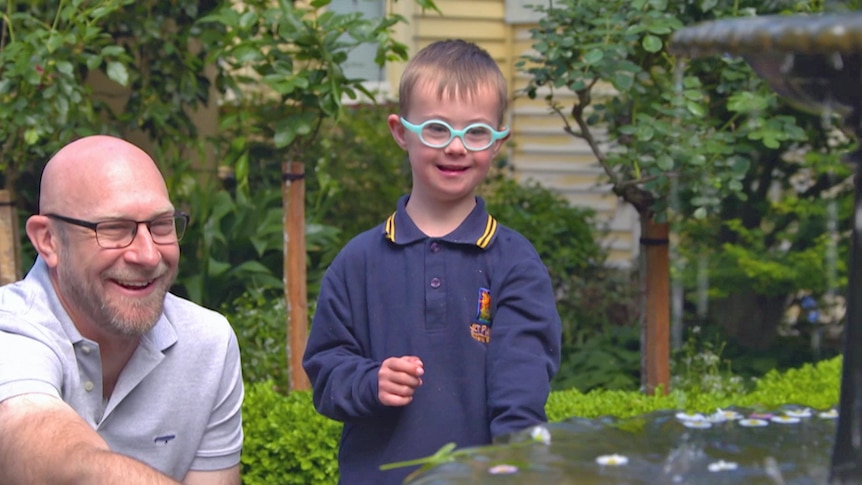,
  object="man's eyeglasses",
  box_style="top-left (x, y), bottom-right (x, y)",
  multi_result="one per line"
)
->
top-left (45, 212), bottom-right (190, 249)
top-left (400, 118), bottom-right (509, 151)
